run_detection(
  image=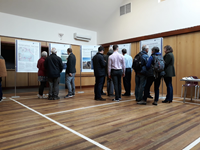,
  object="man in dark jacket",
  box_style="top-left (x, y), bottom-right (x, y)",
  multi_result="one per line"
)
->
top-left (92, 46), bottom-right (106, 101)
top-left (134, 45), bottom-right (149, 102)
top-left (64, 48), bottom-right (76, 98)
top-left (0, 55), bottom-right (7, 102)
top-left (138, 47), bottom-right (163, 105)
top-left (44, 48), bottom-right (63, 100)
top-left (104, 49), bottom-right (114, 96)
